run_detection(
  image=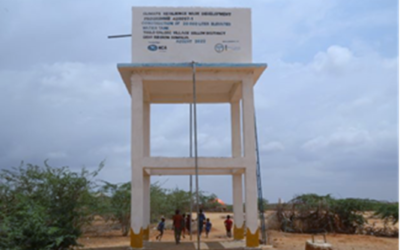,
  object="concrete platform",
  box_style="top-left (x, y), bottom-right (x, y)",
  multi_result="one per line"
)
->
top-left (81, 240), bottom-right (273, 250)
